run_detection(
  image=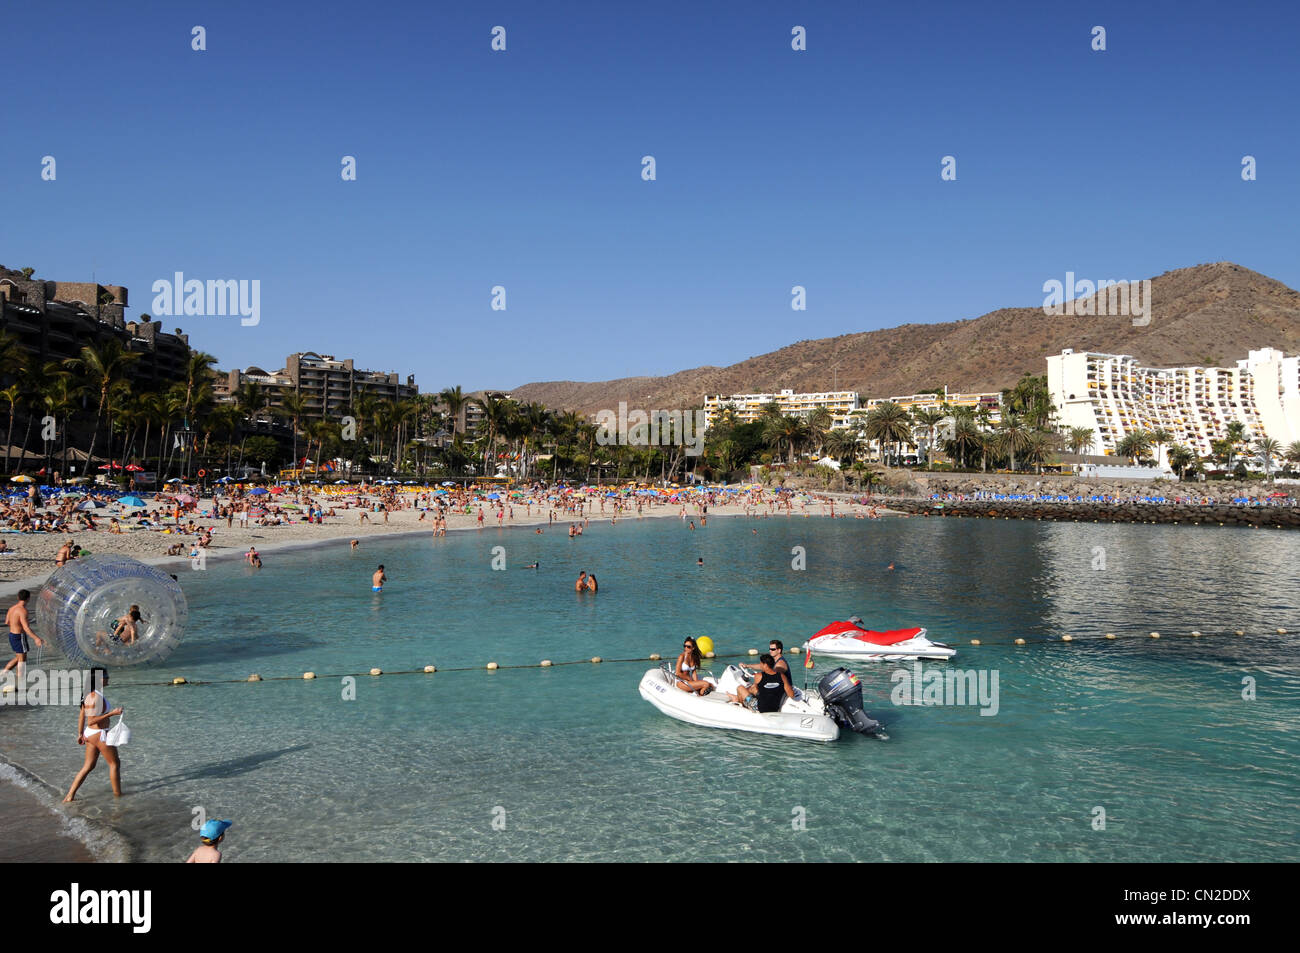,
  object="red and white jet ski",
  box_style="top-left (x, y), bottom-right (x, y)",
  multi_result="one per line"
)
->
top-left (801, 618), bottom-right (956, 661)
